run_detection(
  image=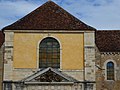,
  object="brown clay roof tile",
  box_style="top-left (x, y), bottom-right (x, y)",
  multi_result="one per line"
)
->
top-left (0, 31), bottom-right (4, 47)
top-left (95, 30), bottom-right (120, 52)
top-left (2, 1), bottom-right (95, 30)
